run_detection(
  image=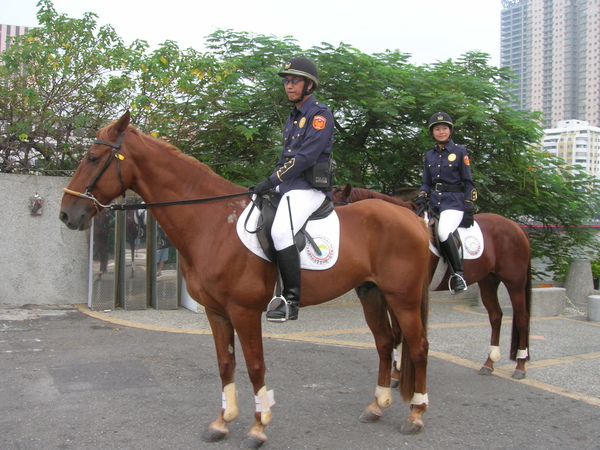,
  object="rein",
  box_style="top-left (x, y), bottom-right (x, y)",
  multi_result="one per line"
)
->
top-left (63, 188), bottom-right (255, 211)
